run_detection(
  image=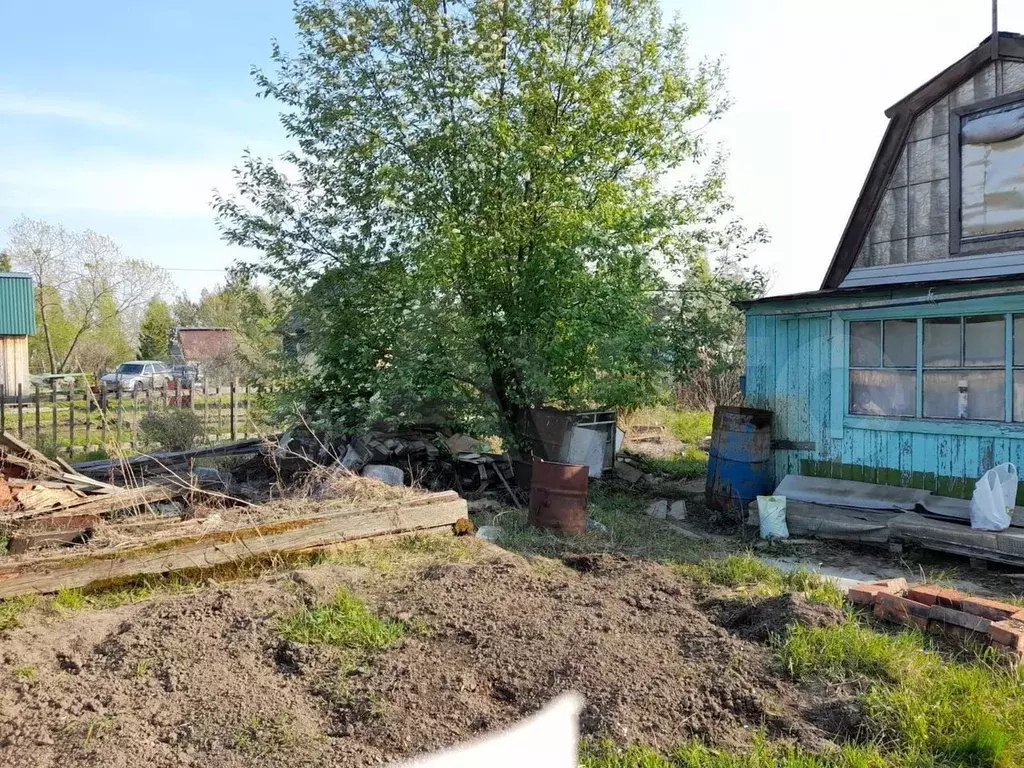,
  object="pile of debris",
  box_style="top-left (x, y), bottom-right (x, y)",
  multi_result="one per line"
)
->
top-left (275, 428), bottom-right (520, 497)
top-left (0, 432), bottom-right (468, 599)
top-left (850, 578), bottom-right (1024, 656)
top-left (0, 433), bottom-right (213, 556)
